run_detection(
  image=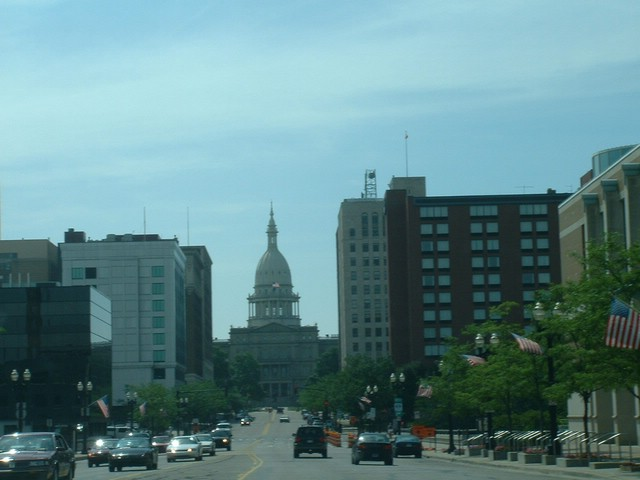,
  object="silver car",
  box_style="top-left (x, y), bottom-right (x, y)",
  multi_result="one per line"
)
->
top-left (166, 435), bottom-right (203, 462)
top-left (194, 433), bottom-right (216, 456)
